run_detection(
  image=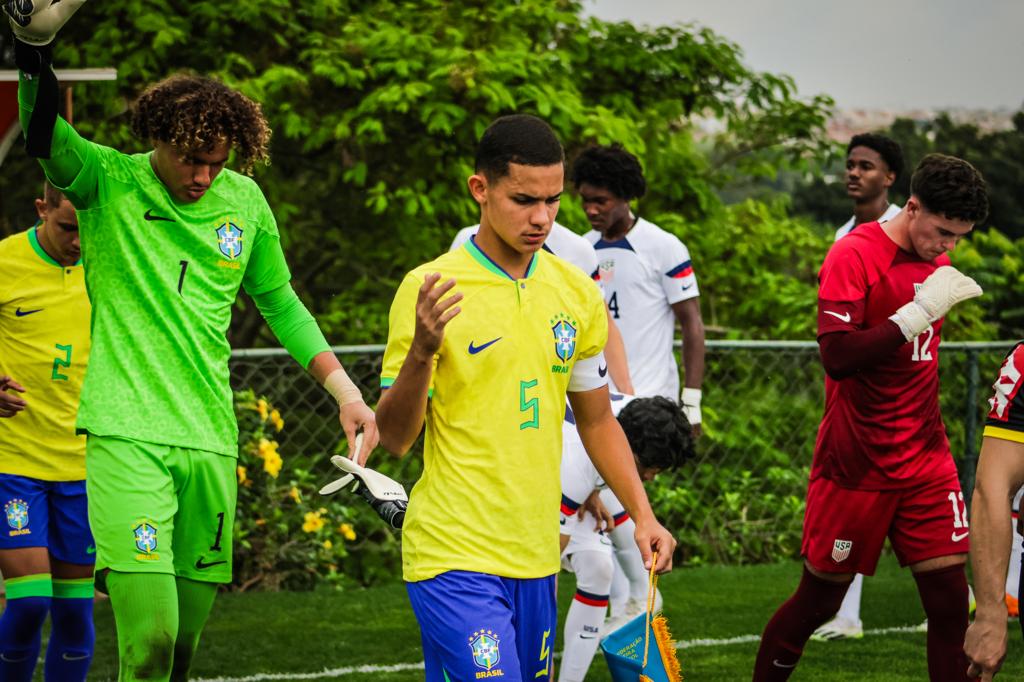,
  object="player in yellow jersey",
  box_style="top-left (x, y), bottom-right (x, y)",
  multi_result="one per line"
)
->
top-left (0, 183), bottom-right (95, 682)
top-left (376, 115), bottom-right (676, 681)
